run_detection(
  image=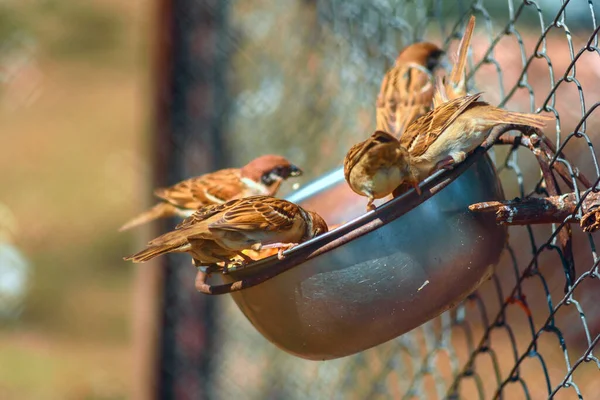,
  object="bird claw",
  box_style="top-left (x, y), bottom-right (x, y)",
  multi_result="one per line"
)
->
top-left (277, 249), bottom-right (287, 260)
top-left (366, 197), bottom-right (376, 212)
top-left (411, 181), bottom-right (422, 196)
top-left (281, 243), bottom-right (298, 259)
top-left (259, 242), bottom-right (298, 259)
top-left (434, 156), bottom-right (456, 171)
